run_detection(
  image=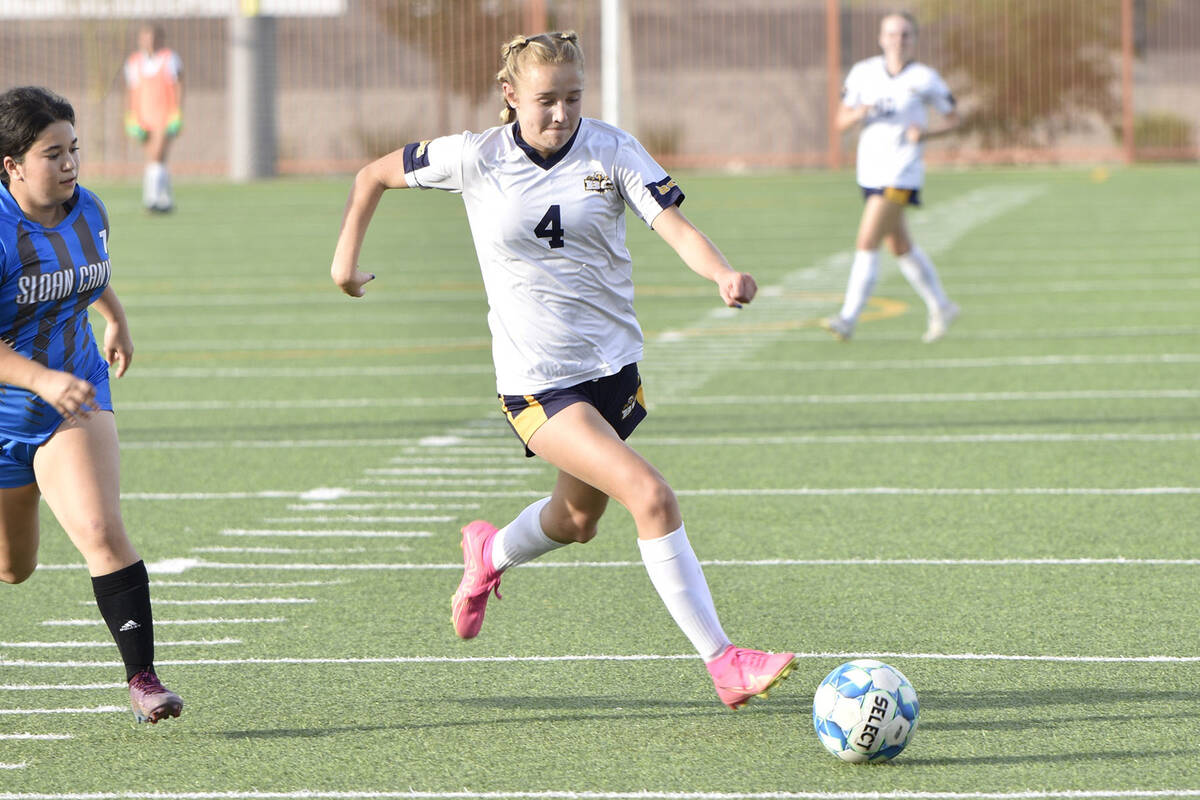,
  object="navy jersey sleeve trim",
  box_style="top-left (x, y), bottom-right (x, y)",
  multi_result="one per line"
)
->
top-left (645, 176), bottom-right (684, 210)
top-left (402, 140), bottom-right (432, 176)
